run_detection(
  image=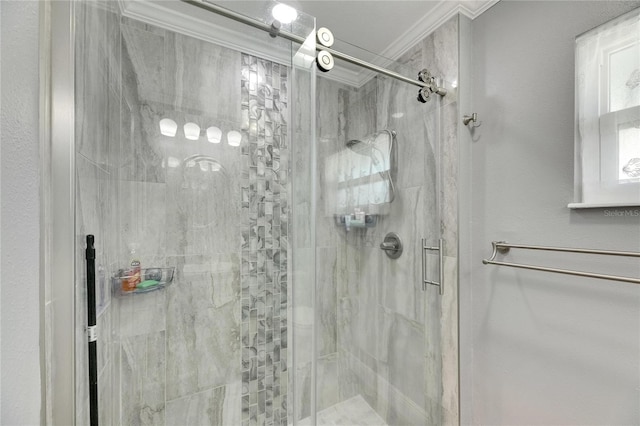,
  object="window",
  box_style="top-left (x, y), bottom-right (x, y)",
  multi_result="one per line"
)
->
top-left (571, 7), bottom-right (640, 208)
